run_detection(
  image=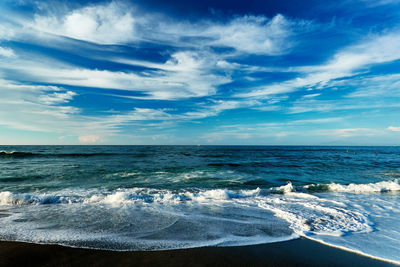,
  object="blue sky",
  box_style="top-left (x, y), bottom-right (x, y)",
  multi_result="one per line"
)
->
top-left (0, 0), bottom-right (400, 145)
